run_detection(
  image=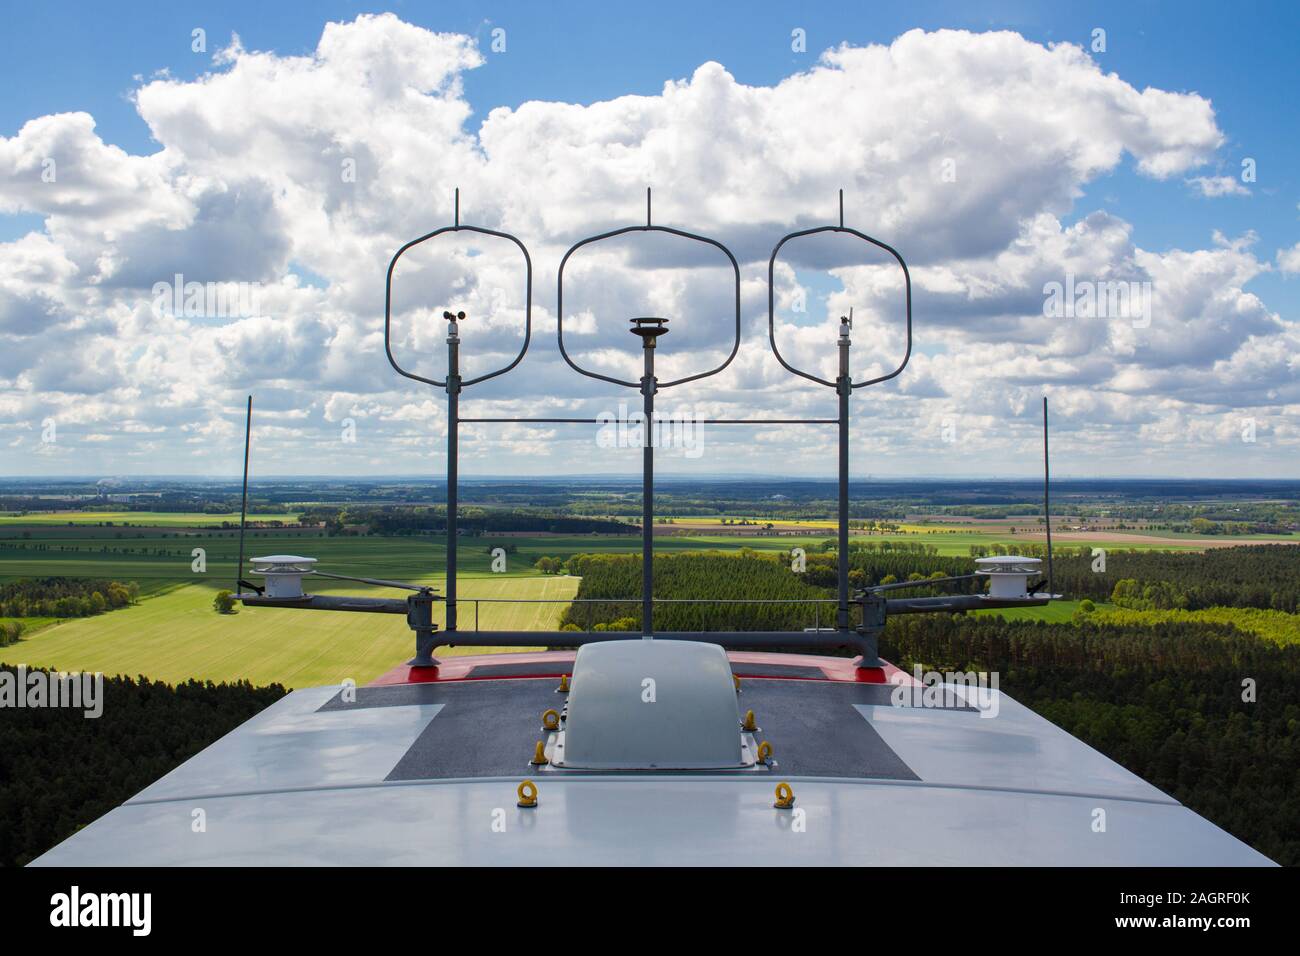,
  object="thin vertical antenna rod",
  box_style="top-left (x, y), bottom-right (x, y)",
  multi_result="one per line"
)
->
top-left (839, 189), bottom-right (844, 228)
top-left (1043, 395), bottom-right (1053, 596)
top-left (646, 187), bottom-right (652, 227)
top-left (836, 311), bottom-right (851, 631)
top-left (454, 187), bottom-right (459, 228)
top-left (235, 395), bottom-right (252, 592)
